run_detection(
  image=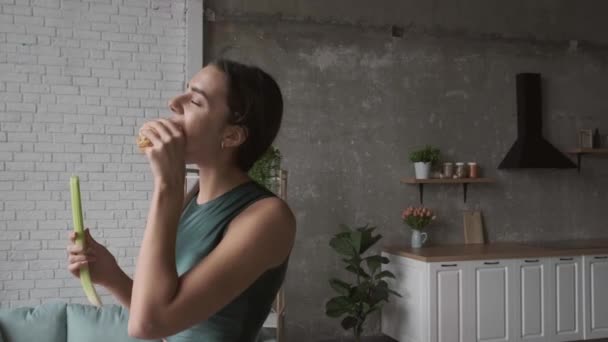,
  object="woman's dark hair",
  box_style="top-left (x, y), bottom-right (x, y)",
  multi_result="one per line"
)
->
top-left (209, 59), bottom-right (283, 172)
